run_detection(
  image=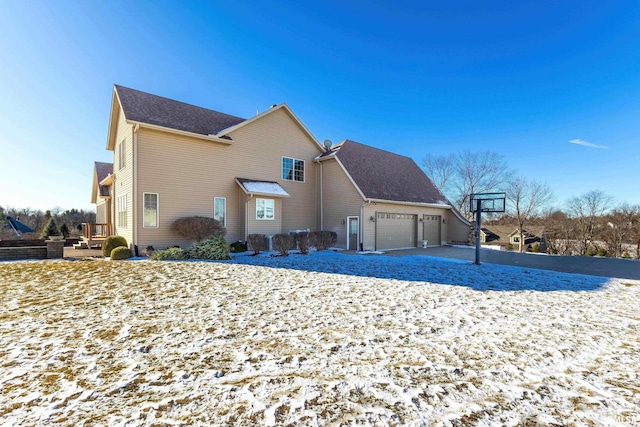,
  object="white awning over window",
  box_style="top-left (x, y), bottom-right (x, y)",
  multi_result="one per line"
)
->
top-left (236, 178), bottom-right (290, 198)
